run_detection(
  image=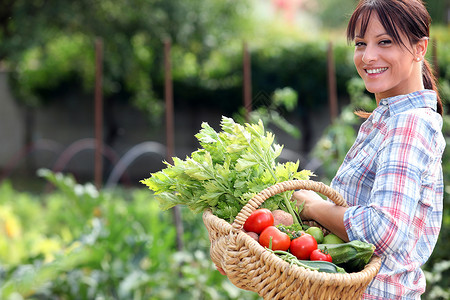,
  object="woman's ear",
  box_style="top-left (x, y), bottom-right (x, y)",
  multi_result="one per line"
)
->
top-left (415, 37), bottom-right (428, 61)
